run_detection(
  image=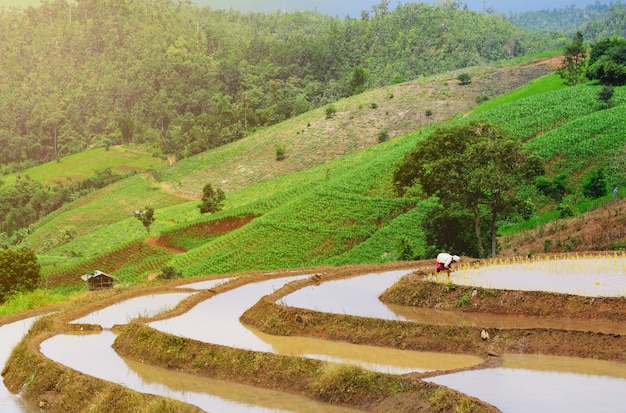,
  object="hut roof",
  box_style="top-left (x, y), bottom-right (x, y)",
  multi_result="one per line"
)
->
top-left (81, 270), bottom-right (118, 282)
